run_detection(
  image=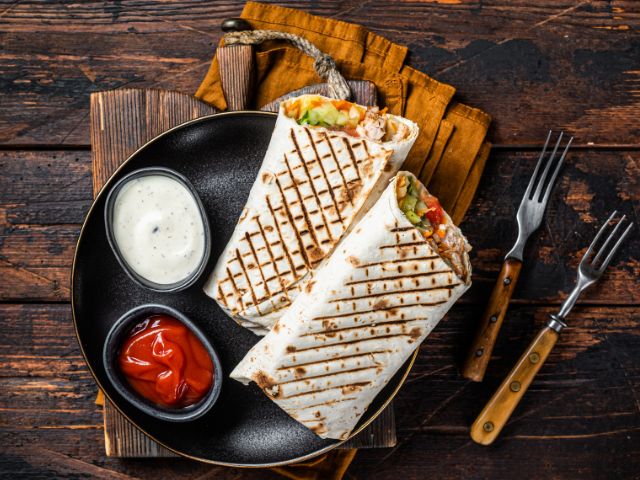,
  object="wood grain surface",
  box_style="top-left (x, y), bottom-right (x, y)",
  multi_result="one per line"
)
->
top-left (1, 1), bottom-right (639, 479)
top-left (90, 89), bottom-right (219, 195)
top-left (1, 1), bottom-right (640, 146)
